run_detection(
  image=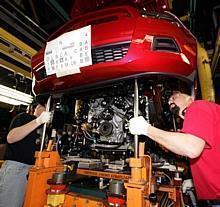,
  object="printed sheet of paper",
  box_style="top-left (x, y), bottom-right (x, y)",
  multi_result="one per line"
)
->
top-left (44, 25), bottom-right (92, 77)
